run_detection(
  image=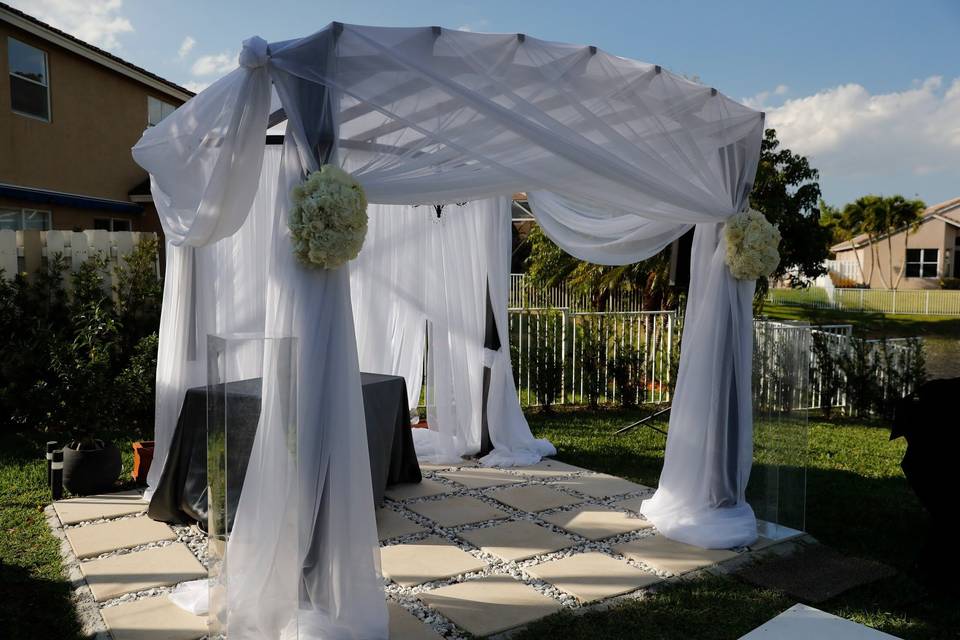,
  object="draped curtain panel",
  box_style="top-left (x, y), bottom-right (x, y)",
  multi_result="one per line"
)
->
top-left (133, 23), bottom-right (764, 639)
top-left (350, 198), bottom-right (555, 465)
